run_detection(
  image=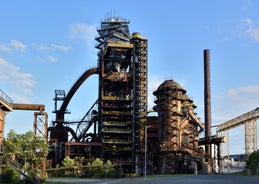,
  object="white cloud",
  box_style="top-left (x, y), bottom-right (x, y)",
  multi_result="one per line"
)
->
top-left (69, 23), bottom-right (97, 47)
top-left (35, 43), bottom-right (70, 51)
top-left (240, 18), bottom-right (259, 41)
top-left (50, 44), bottom-right (70, 51)
top-left (0, 40), bottom-right (27, 52)
top-left (35, 44), bottom-right (51, 51)
top-left (10, 93), bottom-right (31, 104)
top-left (10, 40), bottom-right (27, 51)
top-left (0, 57), bottom-right (36, 102)
top-left (0, 44), bottom-right (11, 52)
top-left (213, 84), bottom-right (259, 123)
top-left (35, 55), bottom-right (57, 63)
top-left (47, 55), bottom-right (57, 63)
